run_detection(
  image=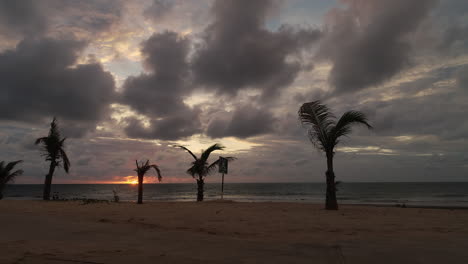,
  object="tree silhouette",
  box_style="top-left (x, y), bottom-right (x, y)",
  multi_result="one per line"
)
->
top-left (298, 101), bottom-right (372, 210)
top-left (177, 144), bottom-right (234, 201)
top-left (134, 160), bottom-right (162, 204)
top-left (35, 118), bottom-right (70, 200)
top-left (0, 160), bottom-right (23, 200)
